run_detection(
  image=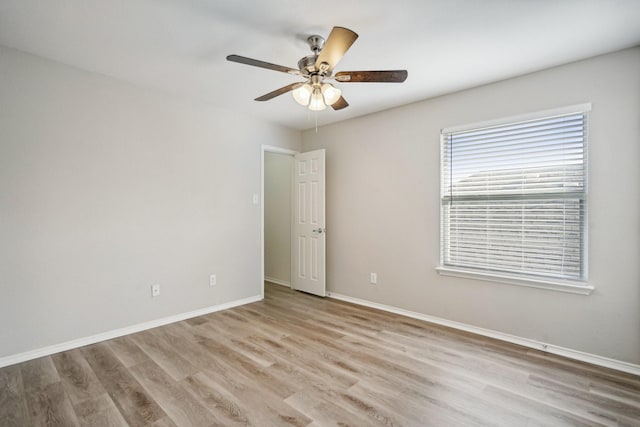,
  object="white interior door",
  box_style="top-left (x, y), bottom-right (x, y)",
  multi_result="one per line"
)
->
top-left (292, 149), bottom-right (326, 297)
